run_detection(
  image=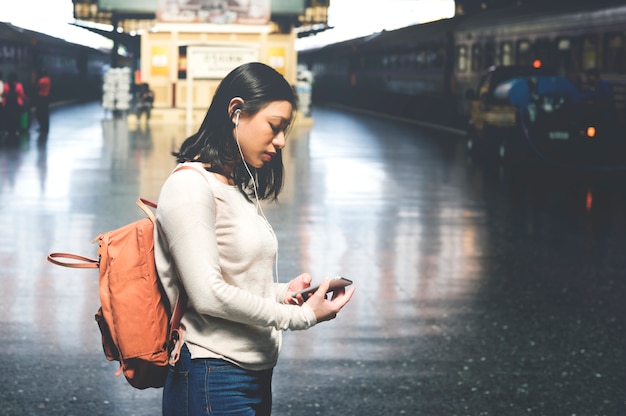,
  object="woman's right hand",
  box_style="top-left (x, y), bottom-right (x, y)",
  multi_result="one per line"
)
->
top-left (305, 278), bottom-right (355, 323)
